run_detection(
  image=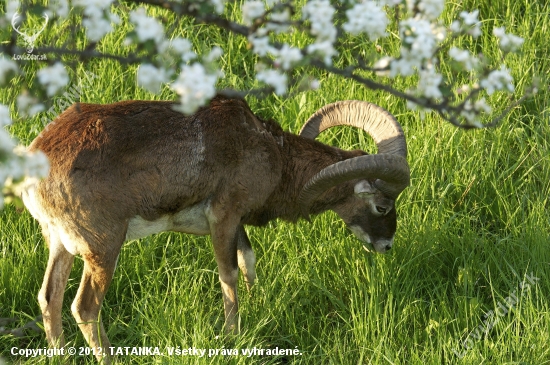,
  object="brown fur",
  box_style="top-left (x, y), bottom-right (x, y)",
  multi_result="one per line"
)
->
top-left (24, 95), bottom-right (398, 363)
